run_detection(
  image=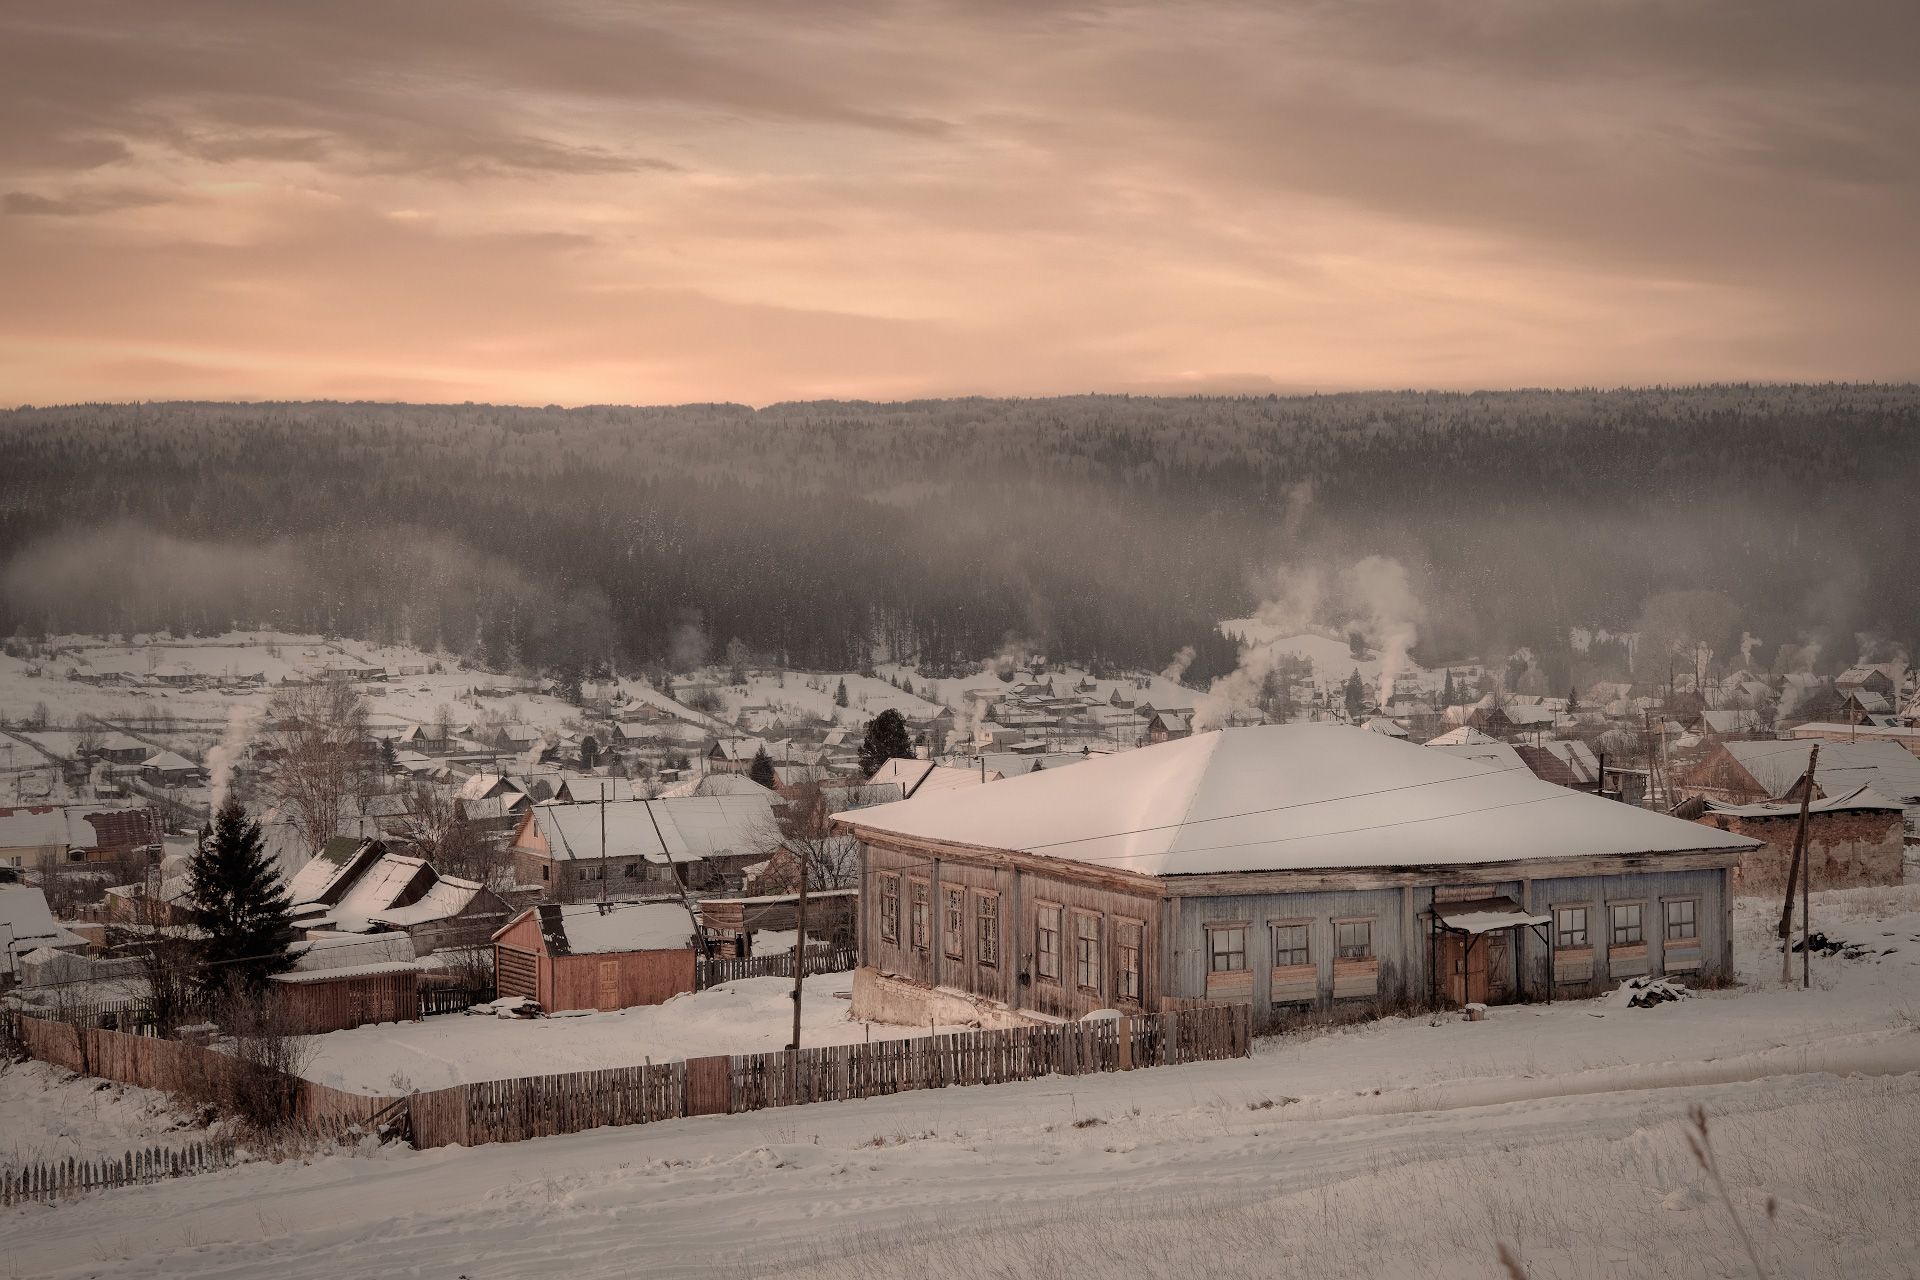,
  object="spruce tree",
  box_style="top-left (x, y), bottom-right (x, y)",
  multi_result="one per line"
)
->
top-left (1442, 669), bottom-right (1457, 706)
top-left (187, 800), bottom-right (296, 995)
top-left (1343, 669), bottom-right (1366, 721)
top-left (834, 678), bottom-right (849, 708)
top-left (858, 709), bottom-right (916, 777)
top-left (748, 746), bottom-right (778, 789)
